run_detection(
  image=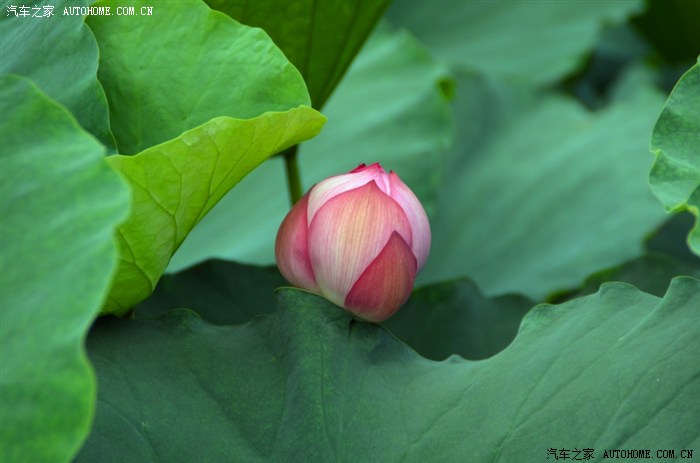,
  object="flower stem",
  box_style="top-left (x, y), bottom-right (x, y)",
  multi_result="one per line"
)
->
top-left (283, 145), bottom-right (302, 206)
